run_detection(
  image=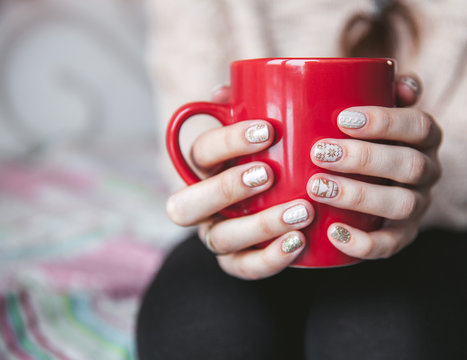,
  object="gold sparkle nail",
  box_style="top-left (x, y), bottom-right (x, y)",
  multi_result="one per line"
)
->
top-left (281, 233), bottom-right (303, 253)
top-left (330, 226), bottom-right (351, 243)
